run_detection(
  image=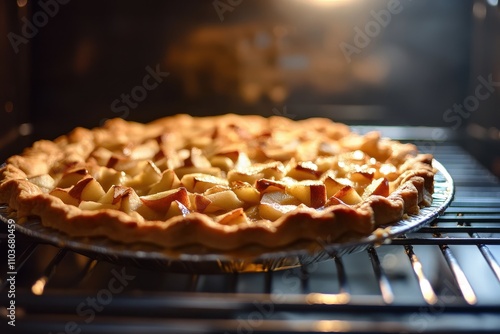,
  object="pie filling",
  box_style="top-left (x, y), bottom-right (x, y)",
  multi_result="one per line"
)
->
top-left (0, 114), bottom-right (435, 251)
